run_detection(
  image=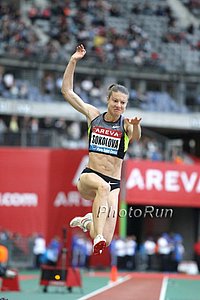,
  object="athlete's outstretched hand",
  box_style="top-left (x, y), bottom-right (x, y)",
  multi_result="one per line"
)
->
top-left (126, 117), bottom-right (142, 125)
top-left (71, 44), bottom-right (86, 61)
